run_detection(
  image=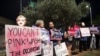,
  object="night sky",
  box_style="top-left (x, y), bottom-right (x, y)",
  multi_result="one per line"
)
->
top-left (0, 0), bottom-right (100, 21)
